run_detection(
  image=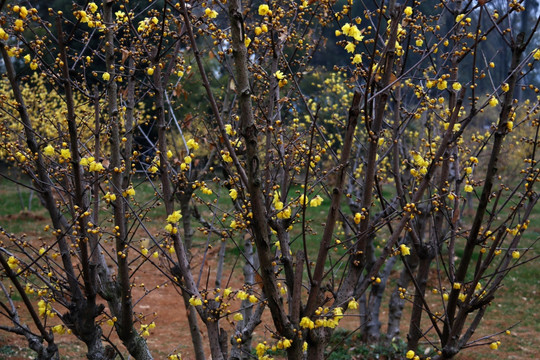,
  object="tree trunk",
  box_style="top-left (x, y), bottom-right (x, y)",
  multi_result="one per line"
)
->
top-left (387, 252), bottom-right (418, 340)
